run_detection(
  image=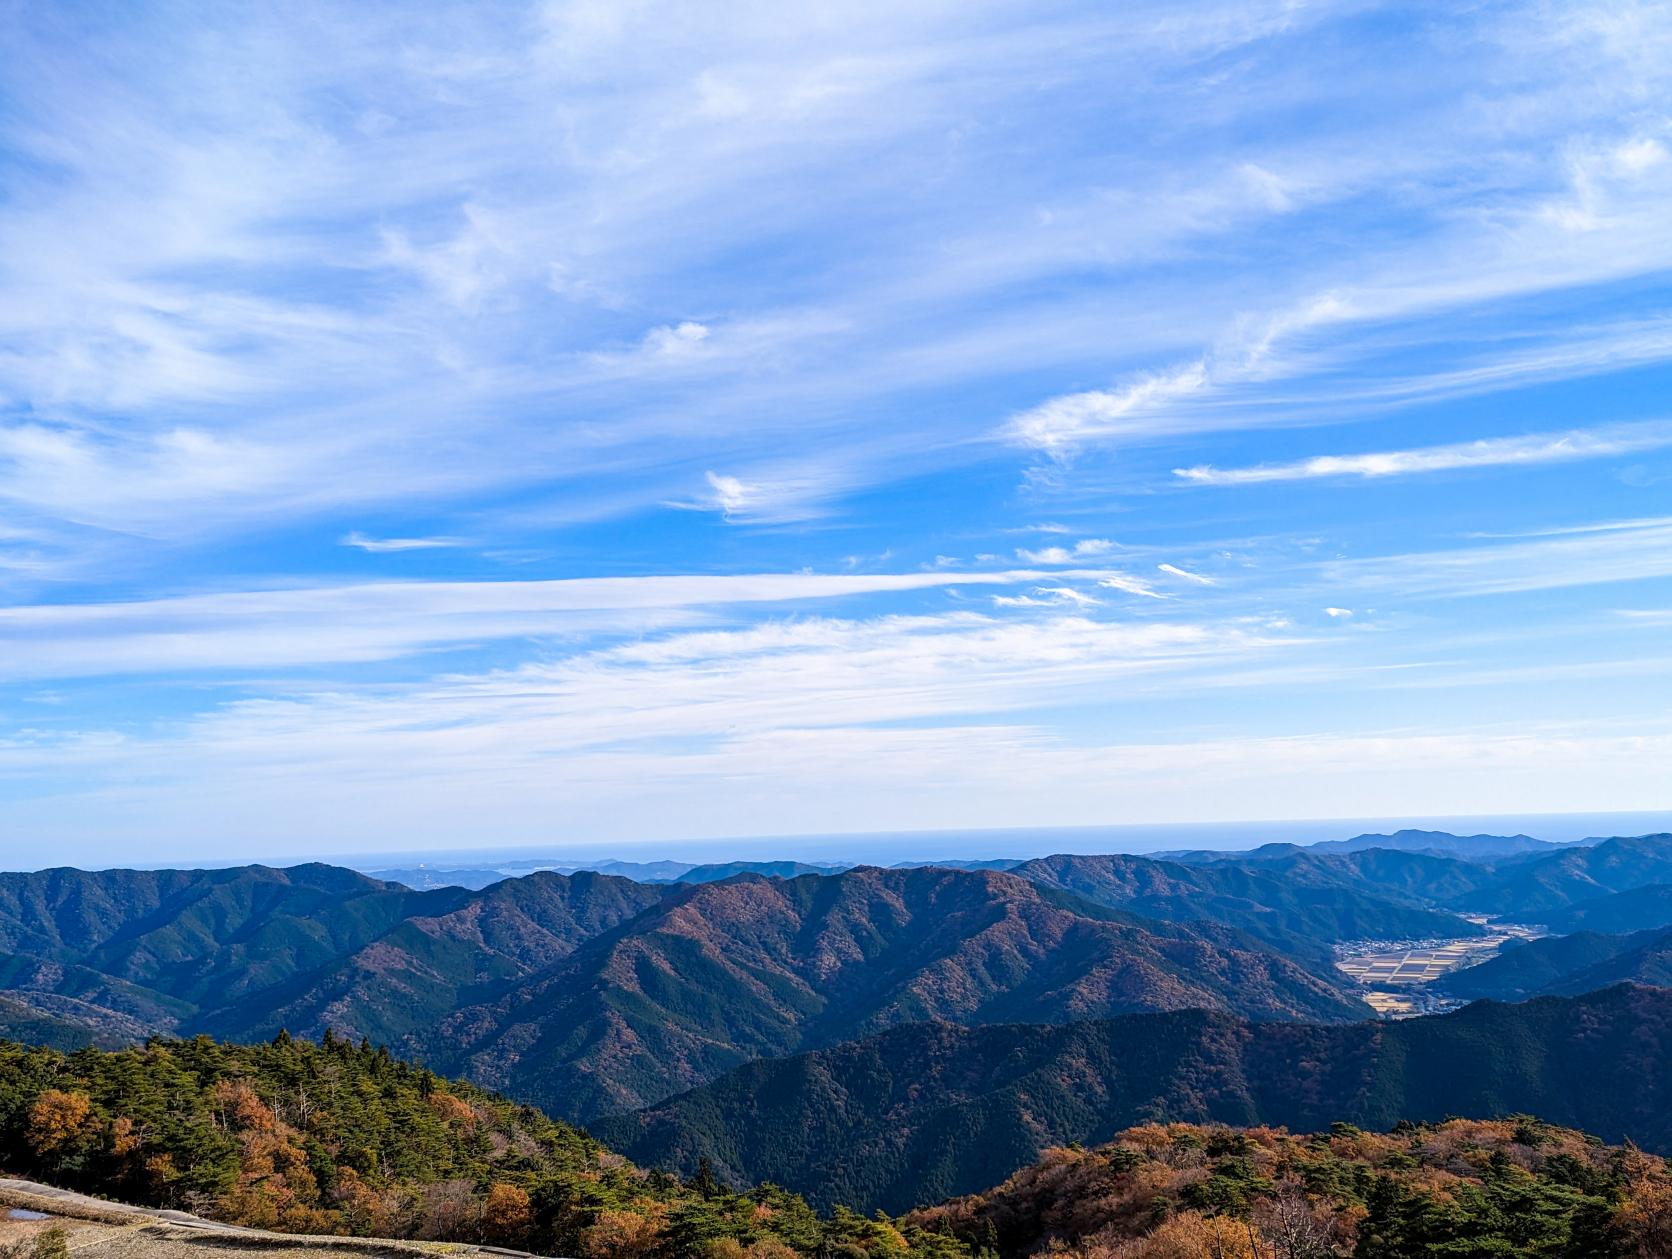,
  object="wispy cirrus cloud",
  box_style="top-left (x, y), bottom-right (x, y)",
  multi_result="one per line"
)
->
top-left (1098, 574), bottom-right (1166, 600)
top-left (1326, 515), bottom-right (1672, 598)
top-left (0, 568), bottom-right (1131, 678)
top-left (668, 466), bottom-right (853, 523)
top-left (1175, 421), bottom-right (1672, 485)
top-left (1006, 112), bottom-right (1672, 462)
top-left (991, 586), bottom-right (1102, 609)
top-left (0, 605), bottom-right (1306, 842)
top-left (1158, 563), bottom-right (1214, 585)
top-left (341, 532), bottom-right (464, 553)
